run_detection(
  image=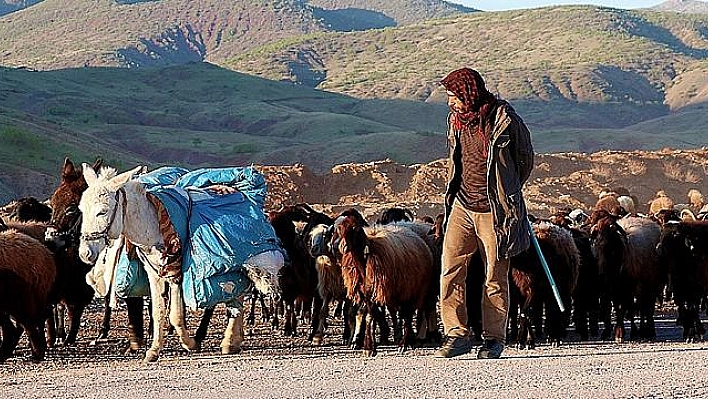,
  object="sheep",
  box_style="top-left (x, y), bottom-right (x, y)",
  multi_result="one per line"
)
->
top-left (375, 207), bottom-right (414, 225)
top-left (509, 221), bottom-right (580, 348)
top-left (656, 218), bottom-right (708, 341)
top-left (3, 197), bottom-right (52, 223)
top-left (0, 227), bottom-right (57, 361)
top-left (331, 215), bottom-right (435, 356)
top-left (590, 210), bottom-right (665, 342)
